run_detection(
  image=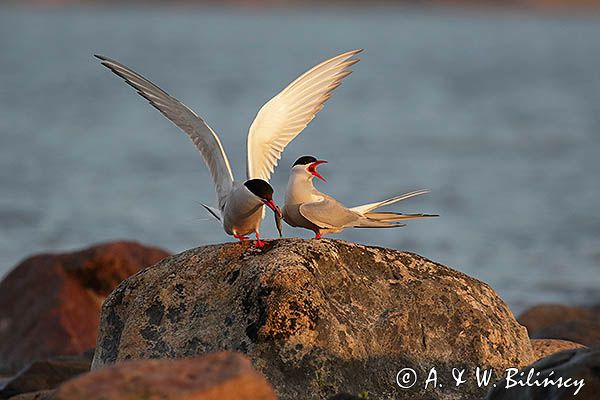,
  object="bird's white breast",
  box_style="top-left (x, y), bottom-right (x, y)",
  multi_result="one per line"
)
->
top-left (222, 183), bottom-right (264, 236)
